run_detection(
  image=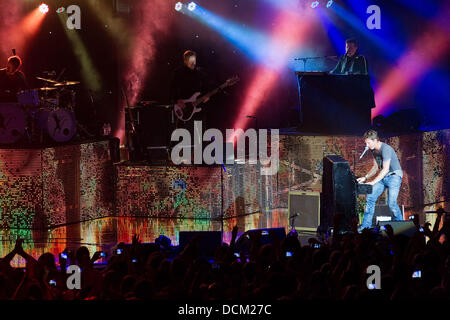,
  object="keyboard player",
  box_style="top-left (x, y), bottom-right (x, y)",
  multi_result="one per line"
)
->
top-left (330, 38), bottom-right (368, 75)
top-left (357, 130), bottom-right (403, 230)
